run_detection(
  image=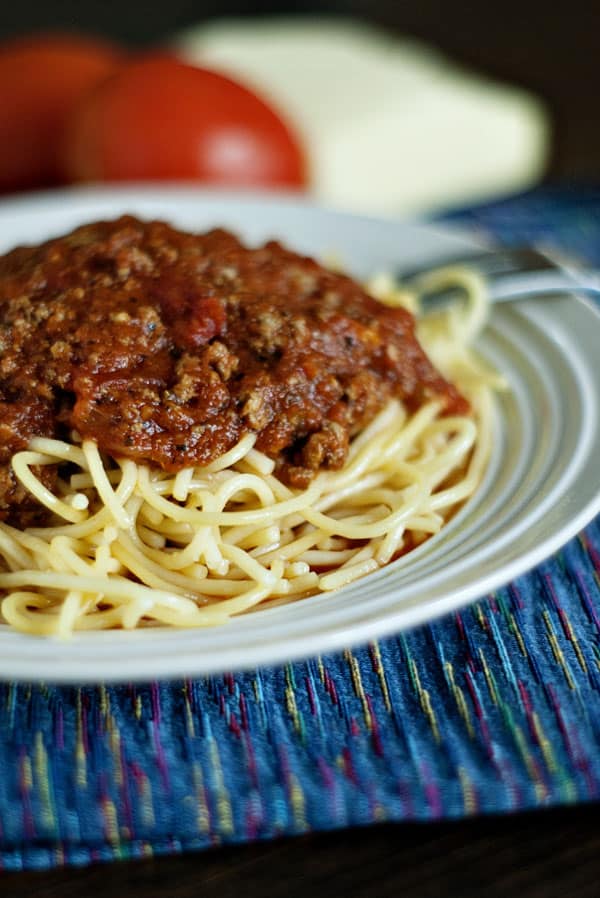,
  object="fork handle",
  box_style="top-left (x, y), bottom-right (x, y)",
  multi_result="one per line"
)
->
top-left (488, 269), bottom-right (600, 302)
